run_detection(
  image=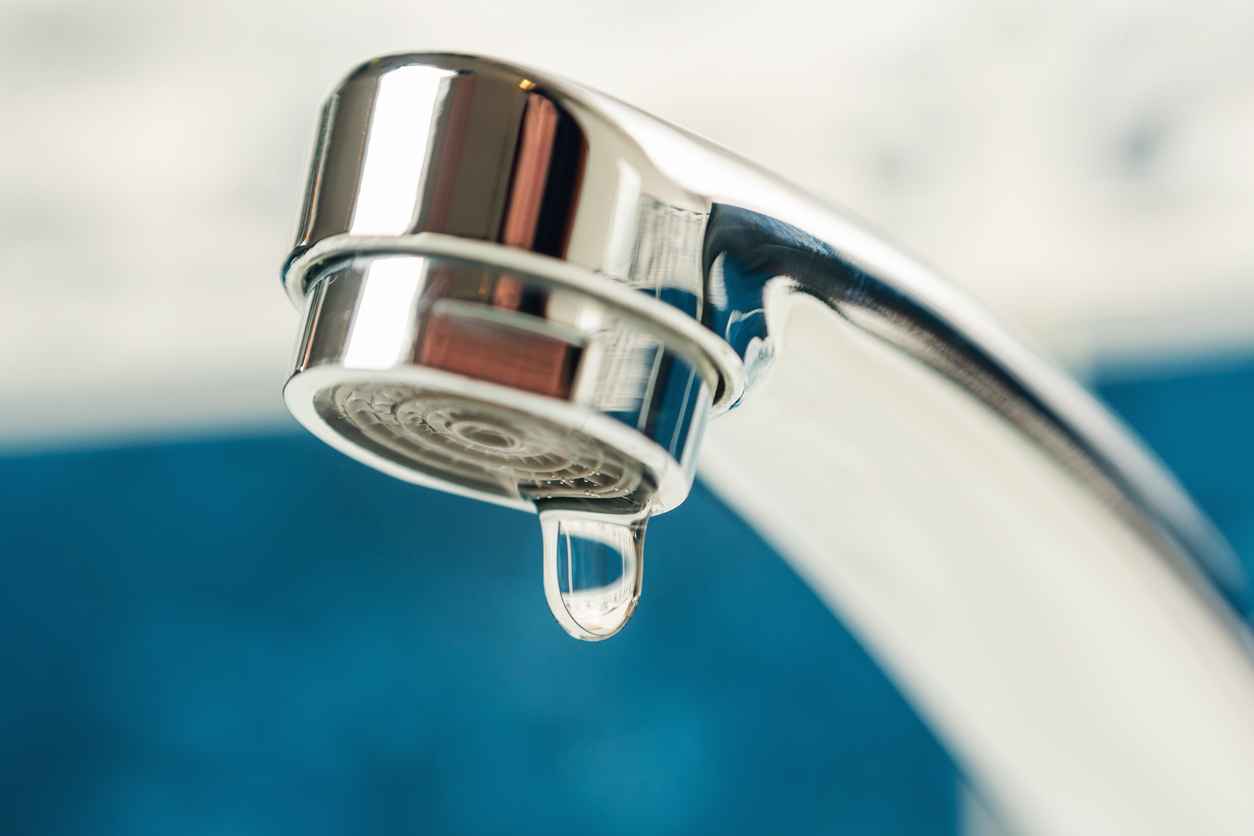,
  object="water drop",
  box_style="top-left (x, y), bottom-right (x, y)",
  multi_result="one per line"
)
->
top-left (540, 510), bottom-right (647, 641)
